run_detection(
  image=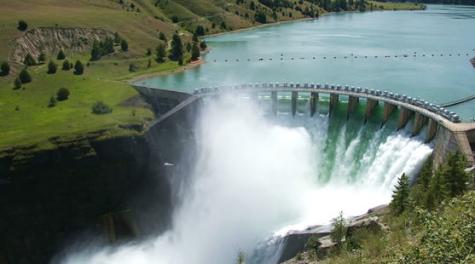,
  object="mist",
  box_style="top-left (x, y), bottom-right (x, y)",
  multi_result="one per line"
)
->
top-left (60, 94), bottom-right (433, 264)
